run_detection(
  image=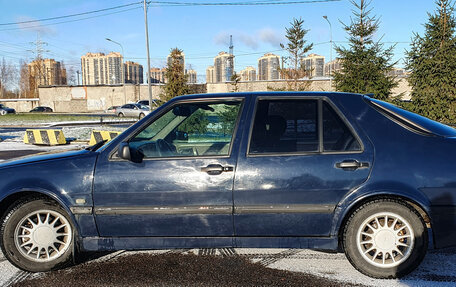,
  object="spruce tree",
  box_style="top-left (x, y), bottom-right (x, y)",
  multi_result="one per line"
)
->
top-left (333, 0), bottom-right (397, 100)
top-left (405, 0), bottom-right (456, 123)
top-left (280, 18), bottom-right (313, 91)
top-left (162, 48), bottom-right (188, 102)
